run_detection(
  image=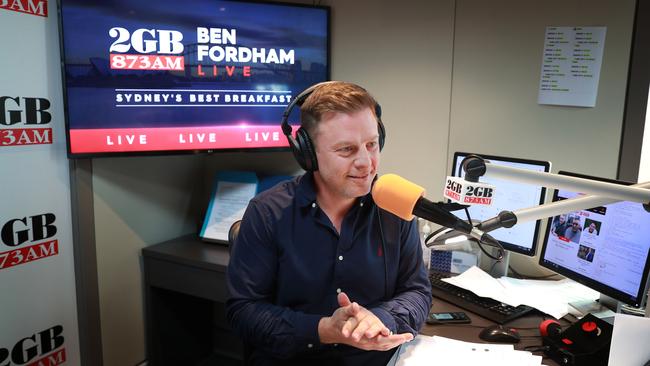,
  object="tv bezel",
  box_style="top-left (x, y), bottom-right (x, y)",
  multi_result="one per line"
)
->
top-left (451, 151), bottom-right (551, 257)
top-left (56, 0), bottom-right (331, 159)
top-left (538, 171), bottom-right (650, 308)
